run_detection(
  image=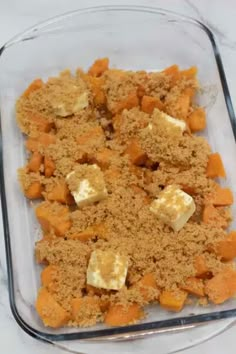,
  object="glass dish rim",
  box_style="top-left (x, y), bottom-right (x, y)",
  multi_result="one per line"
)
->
top-left (0, 4), bottom-right (236, 343)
